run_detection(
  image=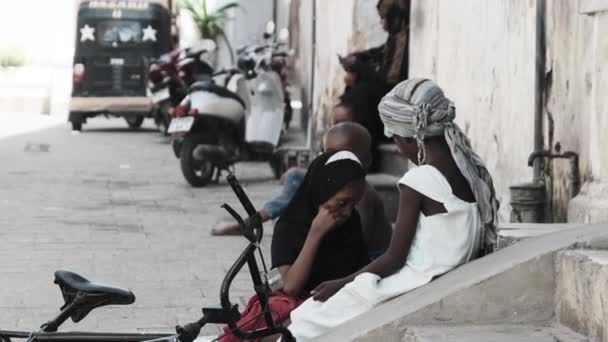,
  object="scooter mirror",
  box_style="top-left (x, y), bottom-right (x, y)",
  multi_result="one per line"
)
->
top-left (265, 21), bottom-right (276, 35)
top-left (278, 28), bottom-right (289, 43)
